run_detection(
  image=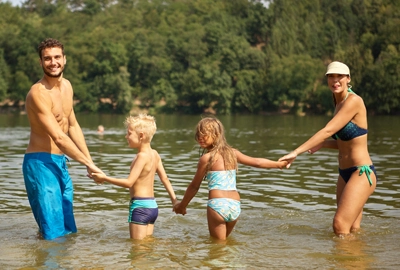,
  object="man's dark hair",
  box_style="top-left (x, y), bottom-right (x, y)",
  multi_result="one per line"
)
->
top-left (37, 38), bottom-right (64, 58)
